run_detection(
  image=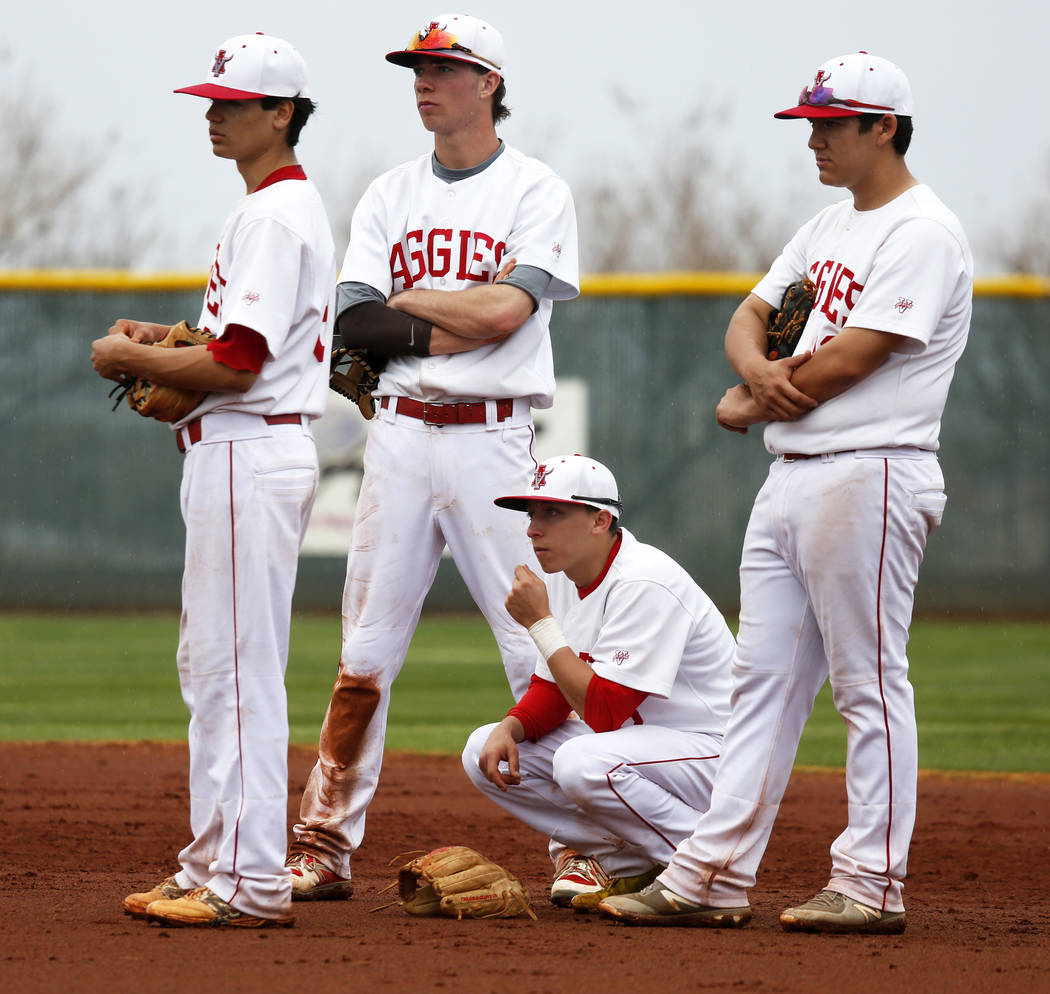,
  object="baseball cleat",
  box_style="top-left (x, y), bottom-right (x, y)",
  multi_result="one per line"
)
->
top-left (569, 865), bottom-right (663, 912)
top-left (598, 881), bottom-right (752, 927)
top-left (286, 852), bottom-right (354, 901)
top-left (123, 875), bottom-right (188, 918)
top-left (550, 852), bottom-right (610, 907)
top-left (779, 889), bottom-right (906, 934)
top-left (145, 887), bottom-right (294, 928)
